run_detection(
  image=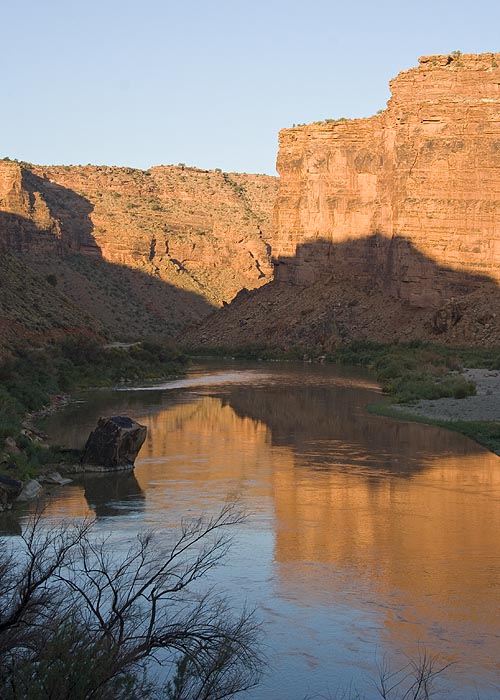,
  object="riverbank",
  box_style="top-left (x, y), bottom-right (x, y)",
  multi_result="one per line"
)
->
top-left (0, 339), bottom-right (187, 485)
top-left (188, 341), bottom-right (500, 454)
top-left (369, 367), bottom-right (500, 455)
top-left (392, 368), bottom-right (500, 422)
